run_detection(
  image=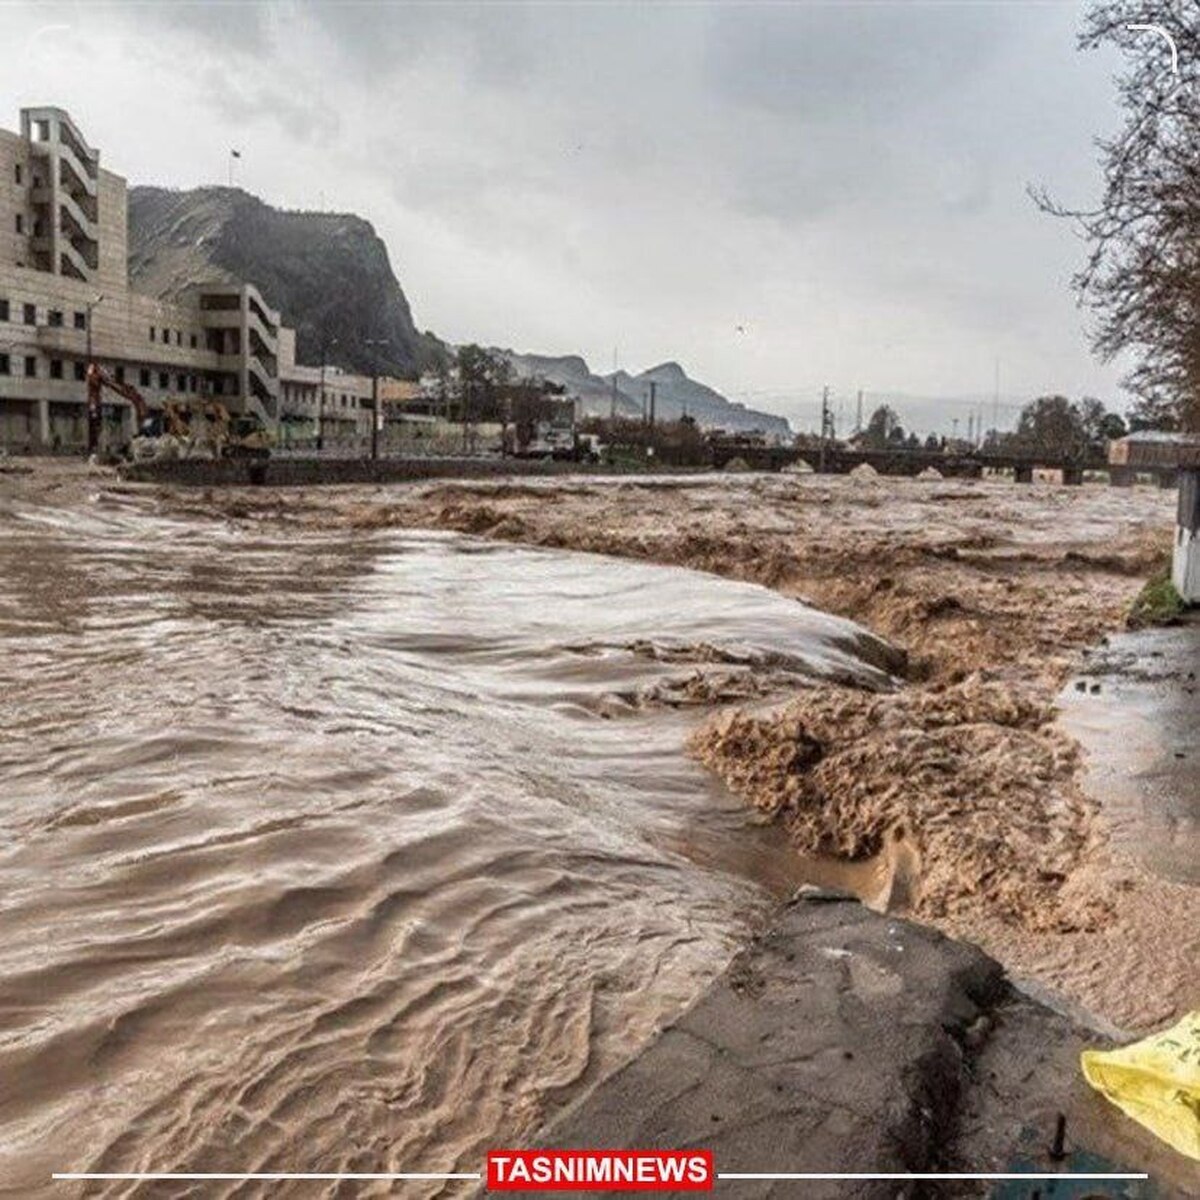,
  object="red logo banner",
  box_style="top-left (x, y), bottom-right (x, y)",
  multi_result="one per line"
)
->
top-left (487, 1149), bottom-right (714, 1191)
